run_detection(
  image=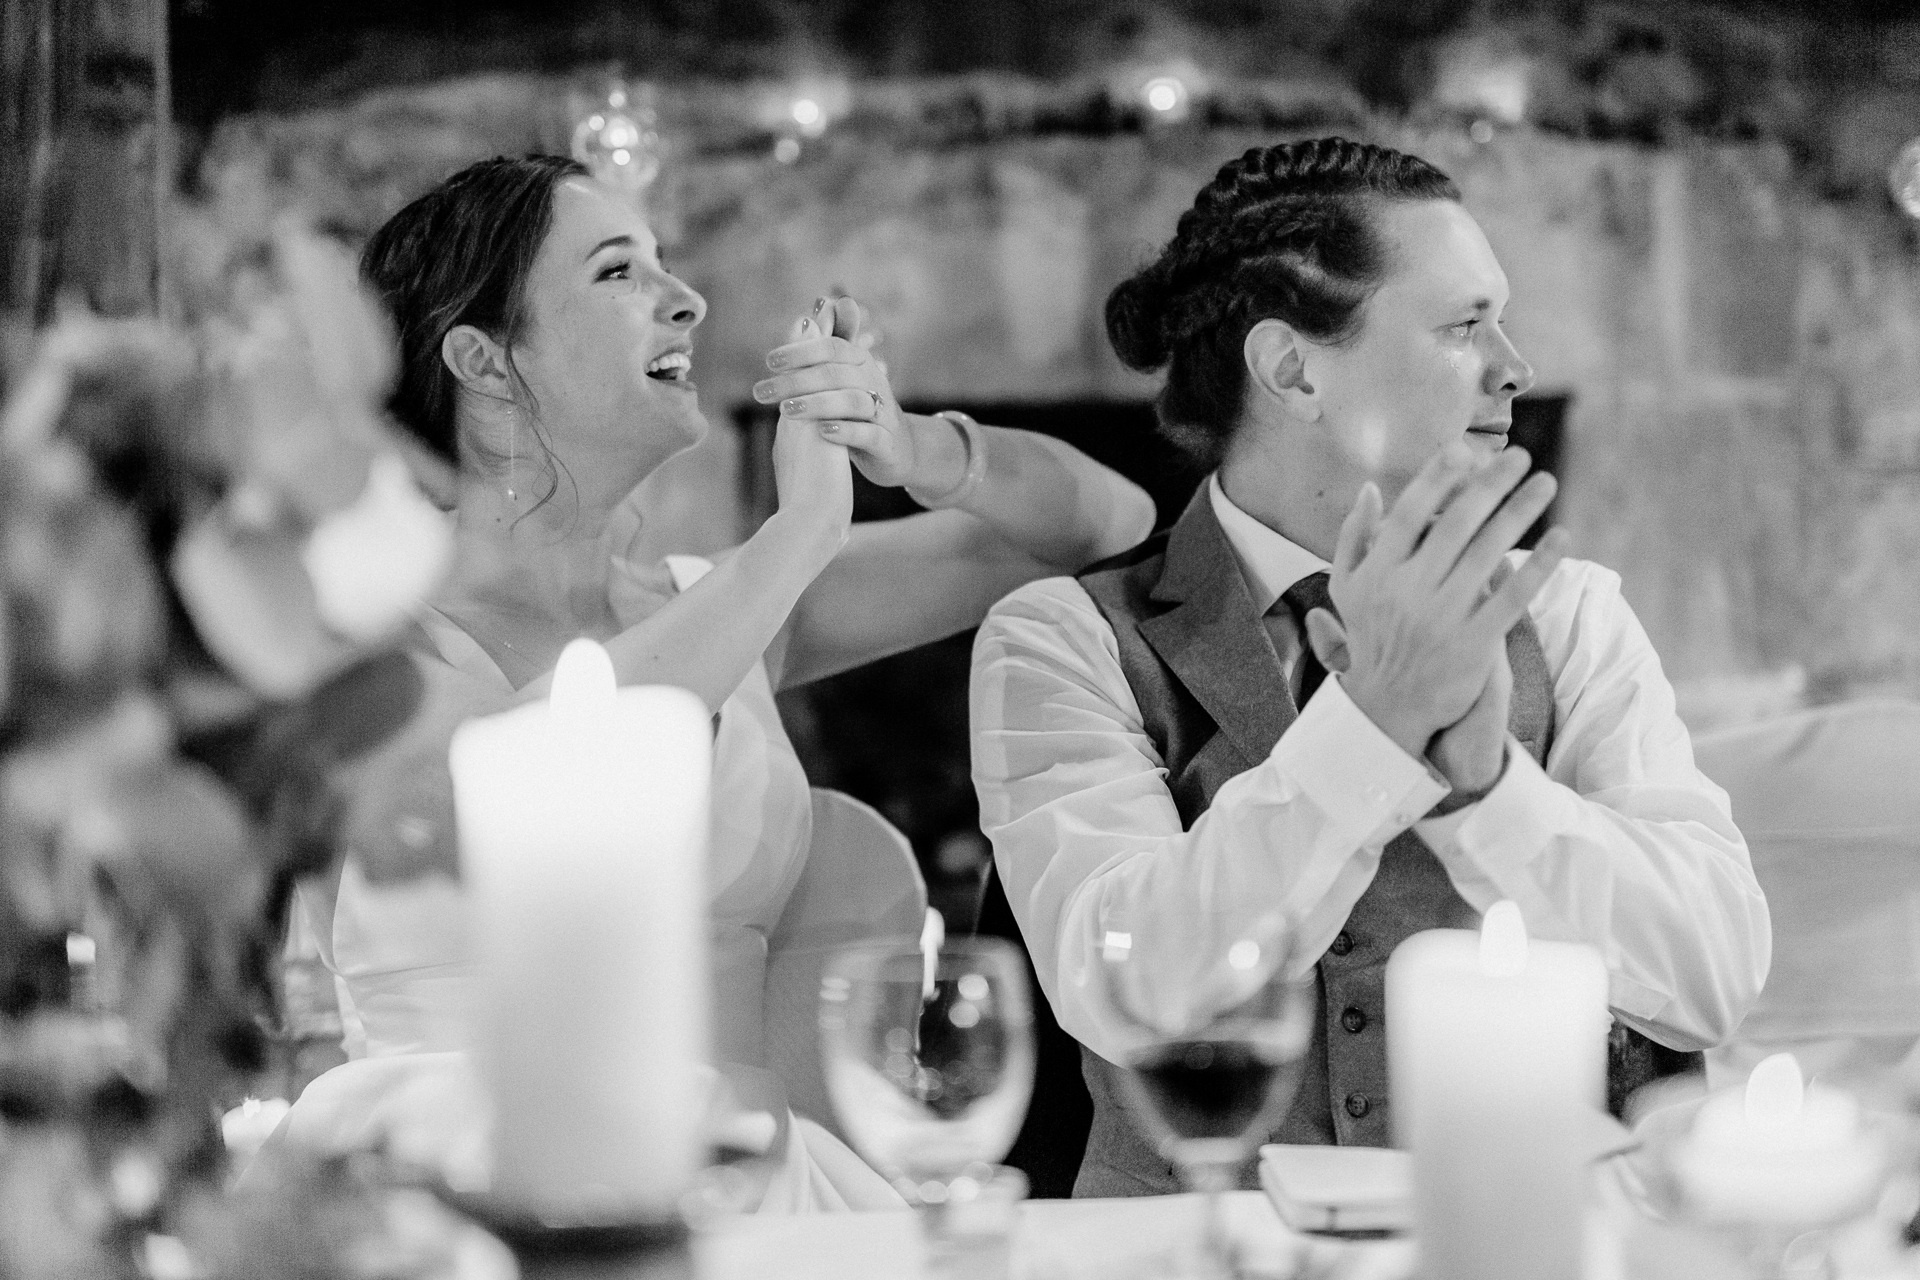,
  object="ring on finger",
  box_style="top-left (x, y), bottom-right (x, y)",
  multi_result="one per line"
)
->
top-left (863, 388), bottom-right (883, 417)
